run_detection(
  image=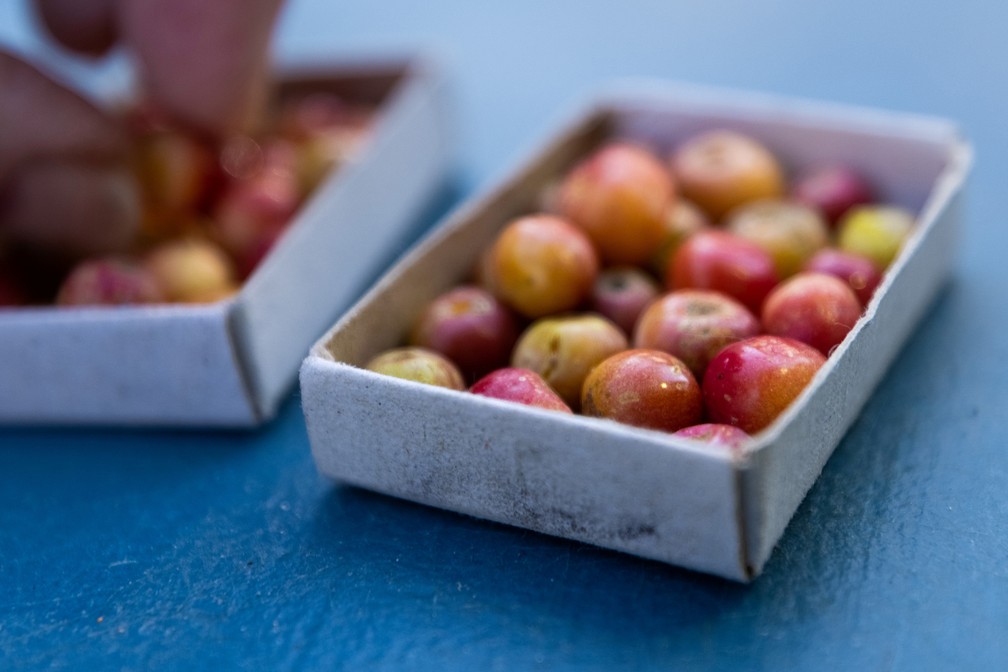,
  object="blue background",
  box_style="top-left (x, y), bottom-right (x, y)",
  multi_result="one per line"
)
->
top-left (2, 1), bottom-right (1007, 669)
